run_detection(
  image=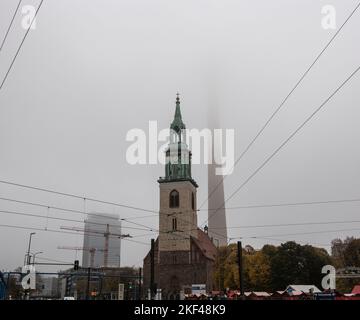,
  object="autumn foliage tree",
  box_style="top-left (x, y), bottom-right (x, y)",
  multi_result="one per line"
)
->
top-left (213, 241), bottom-right (331, 292)
top-left (331, 237), bottom-right (360, 292)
